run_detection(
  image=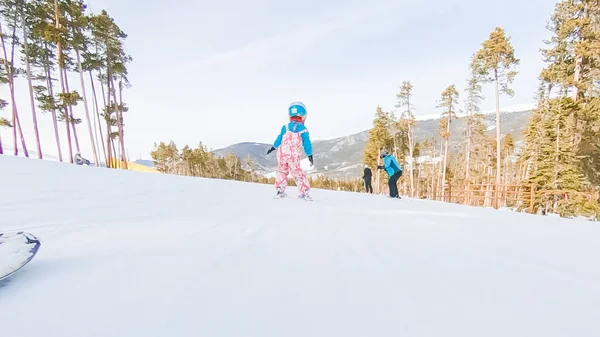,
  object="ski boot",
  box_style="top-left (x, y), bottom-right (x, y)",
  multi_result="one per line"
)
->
top-left (298, 193), bottom-right (313, 201)
top-left (273, 188), bottom-right (287, 199)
